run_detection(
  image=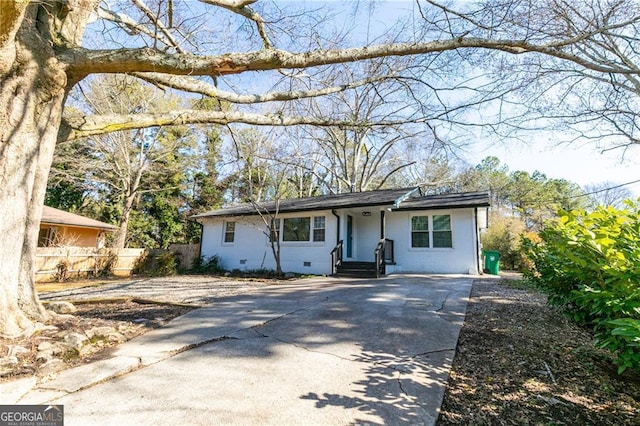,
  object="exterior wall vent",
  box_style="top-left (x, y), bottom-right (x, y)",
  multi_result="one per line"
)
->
top-left (303, 261), bottom-right (311, 267)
